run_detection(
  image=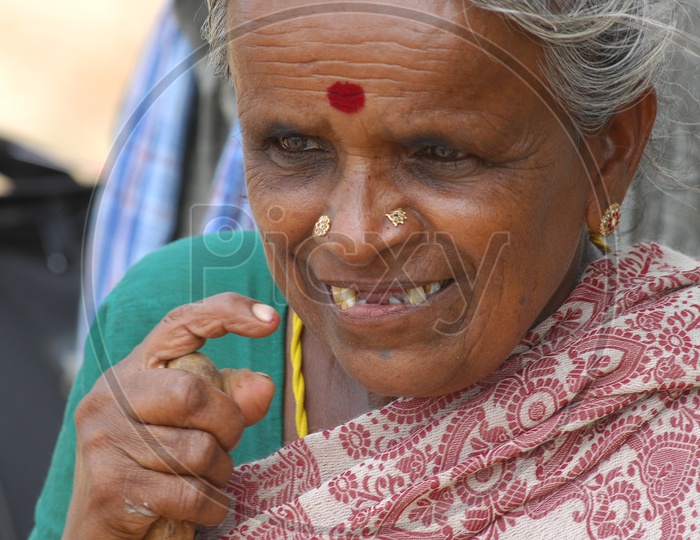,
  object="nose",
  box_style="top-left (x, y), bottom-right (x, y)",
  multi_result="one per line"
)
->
top-left (314, 158), bottom-right (421, 265)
